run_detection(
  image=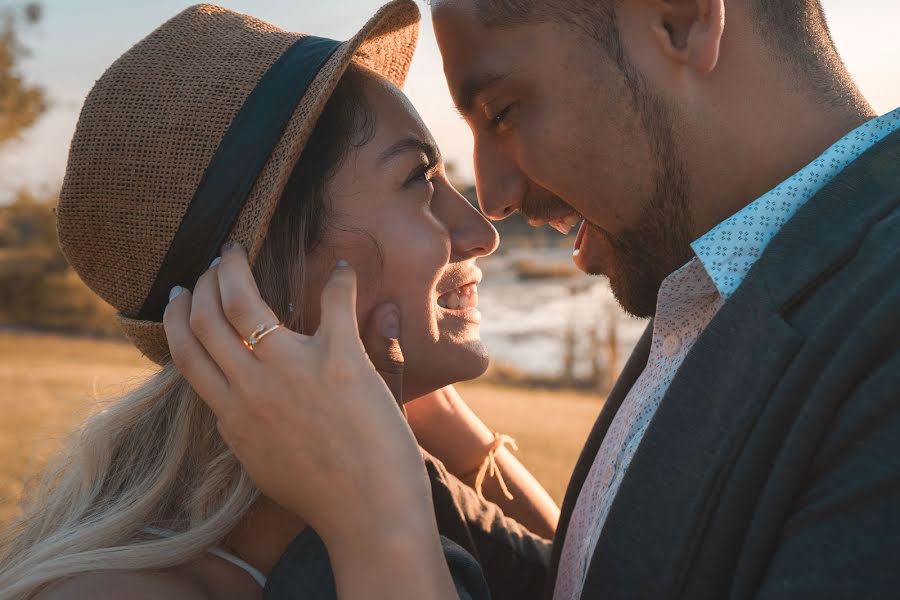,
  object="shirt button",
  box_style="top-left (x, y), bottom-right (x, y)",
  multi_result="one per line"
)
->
top-left (663, 334), bottom-right (682, 357)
